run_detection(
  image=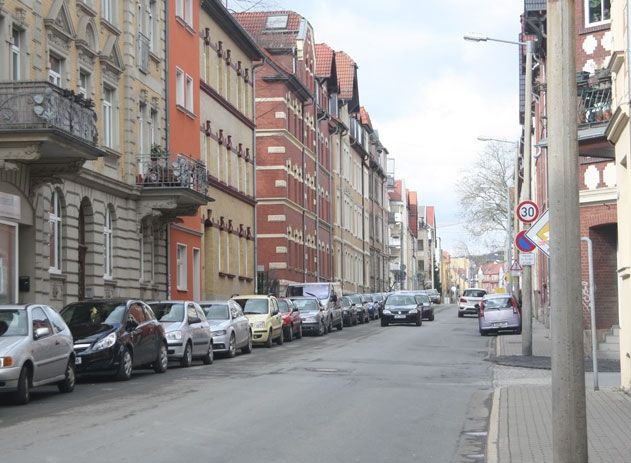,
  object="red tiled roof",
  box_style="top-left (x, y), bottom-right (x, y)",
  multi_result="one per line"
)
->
top-left (481, 262), bottom-right (504, 275)
top-left (315, 43), bottom-right (334, 78)
top-left (359, 106), bottom-right (372, 128)
top-left (389, 179), bottom-right (403, 201)
top-left (408, 191), bottom-right (417, 206)
top-left (233, 11), bottom-right (304, 51)
top-left (335, 51), bottom-right (356, 100)
top-left (426, 206), bottom-right (435, 227)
